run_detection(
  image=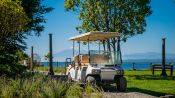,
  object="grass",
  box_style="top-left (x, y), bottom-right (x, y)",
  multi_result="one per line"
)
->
top-left (125, 70), bottom-right (175, 96)
top-left (36, 66), bottom-right (66, 74)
